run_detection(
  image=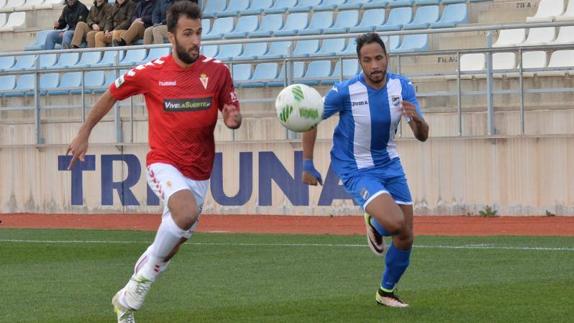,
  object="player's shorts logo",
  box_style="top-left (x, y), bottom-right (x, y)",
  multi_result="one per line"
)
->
top-left (163, 97), bottom-right (212, 112)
